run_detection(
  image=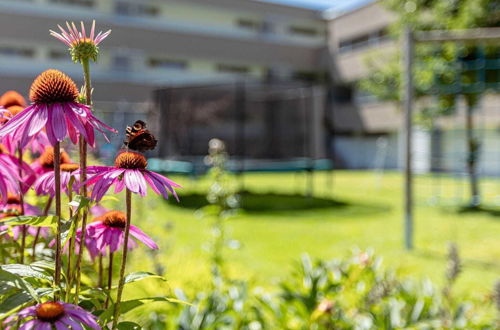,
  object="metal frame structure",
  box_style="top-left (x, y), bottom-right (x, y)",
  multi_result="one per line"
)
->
top-left (402, 27), bottom-right (500, 250)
